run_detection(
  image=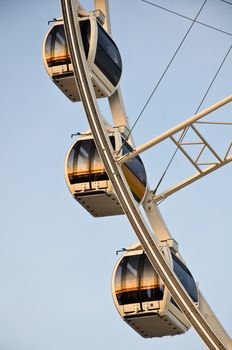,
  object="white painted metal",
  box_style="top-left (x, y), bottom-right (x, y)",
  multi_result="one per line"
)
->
top-left (198, 291), bottom-right (232, 350)
top-left (93, 0), bottom-right (134, 146)
top-left (117, 95), bottom-right (232, 163)
top-left (142, 188), bottom-right (172, 242)
top-left (153, 119), bottom-right (232, 202)
top-left (153, 155), bottom-right (232, 203)
top-left (115, 97), bottom-right (232, 202)
top-left (60, 0), bottom-right (232, 348)
top-left (94, 0), bottom-right (111, 34)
